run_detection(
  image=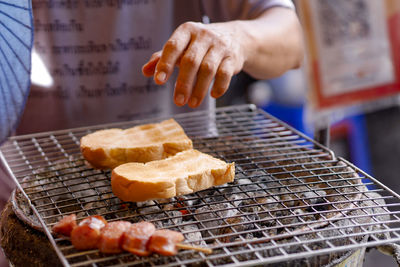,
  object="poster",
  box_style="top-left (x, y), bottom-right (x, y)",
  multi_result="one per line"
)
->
top-left (297, 0), bottom-right (400, 110)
